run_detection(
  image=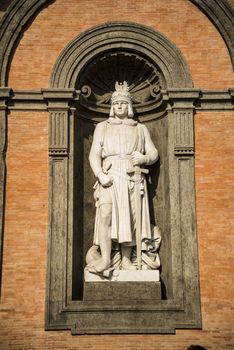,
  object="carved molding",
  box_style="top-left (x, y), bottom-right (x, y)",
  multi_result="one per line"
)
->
top-left (173, 110), bottom-right (194, 156)
top-left (48, 111), bottom-right (68, 156)
top-left (0, 88), bottom-right (232, 111)
top-left (42, 88), bottom-right (76, 157)
top-left (167, 89), bottom-right (198, 156)
top-left (42, 88), bottom-right (76, 108)
top-left (167, 89), bottom-right (200, 109)
top-left (77, 51), bottom-right (164, 115)
top-left (0, 87), bottom-right (11, 296)
top-left (195, 89), bottom-right (234, 110)
top-left (8, 90), bottom-right (47, 110)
